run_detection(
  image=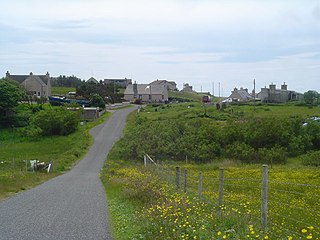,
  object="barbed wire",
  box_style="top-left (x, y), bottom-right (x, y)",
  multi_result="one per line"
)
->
top-left (271, 212), bottom-right (319, 229)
